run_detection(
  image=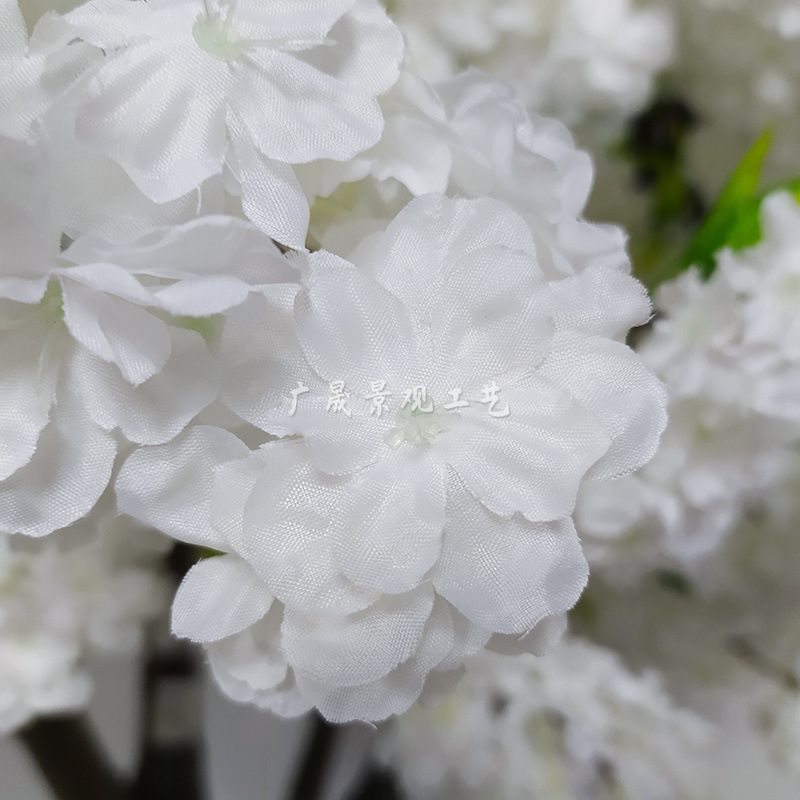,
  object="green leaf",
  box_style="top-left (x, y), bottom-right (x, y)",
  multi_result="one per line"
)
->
top-left (196, 546), bottom-right (224, 560)
top-left (652, 130), bottom-right (773, 288)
